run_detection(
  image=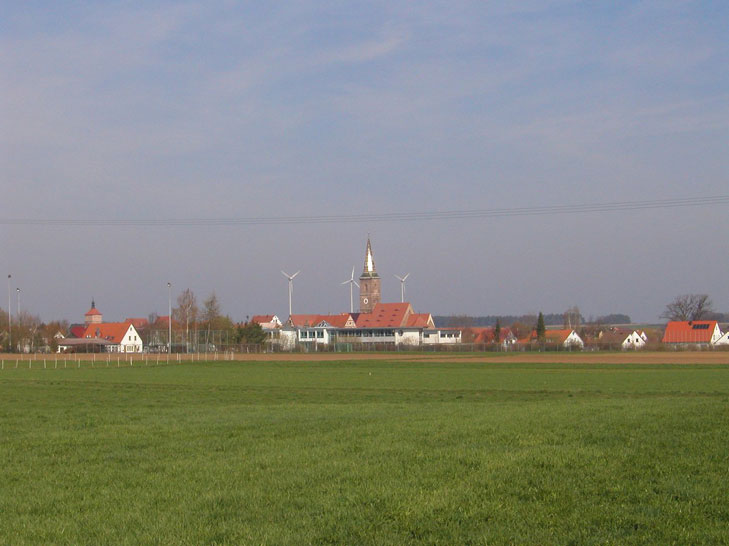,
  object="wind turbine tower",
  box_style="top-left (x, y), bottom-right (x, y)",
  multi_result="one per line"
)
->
top-left (394, 273), bottom-right (410, 303)
top-left (281, 270), bottom-right (300, 318)
top-left (341, 267), bottom-right (360, 313)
